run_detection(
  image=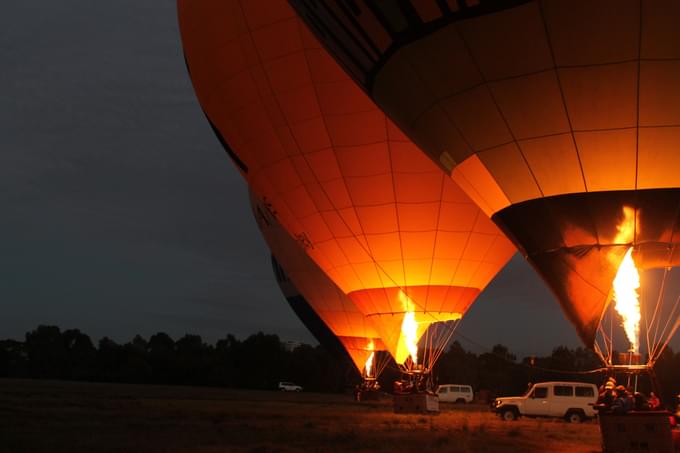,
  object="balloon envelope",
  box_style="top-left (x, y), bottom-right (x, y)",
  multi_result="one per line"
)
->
top-left (178, 0), bottom-right (516, 364)
top-left (252, 192), bottom-right (385, 374)
top-left (289, 0), bottom-right (680, 348)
